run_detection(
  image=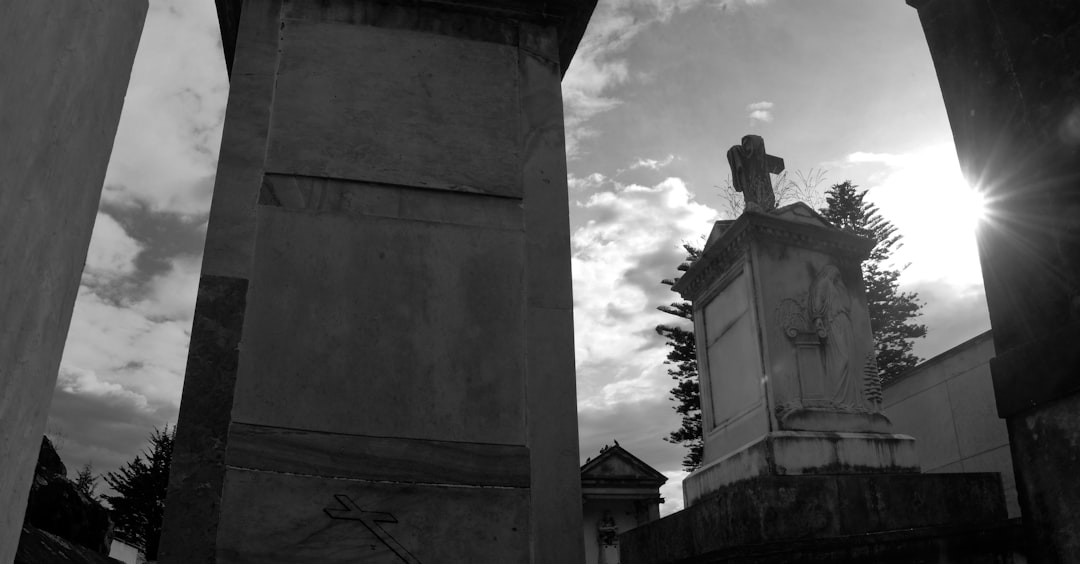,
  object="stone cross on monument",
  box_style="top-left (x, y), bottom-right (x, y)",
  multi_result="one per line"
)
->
top-left (726, 134), bottom-right (784, 212)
